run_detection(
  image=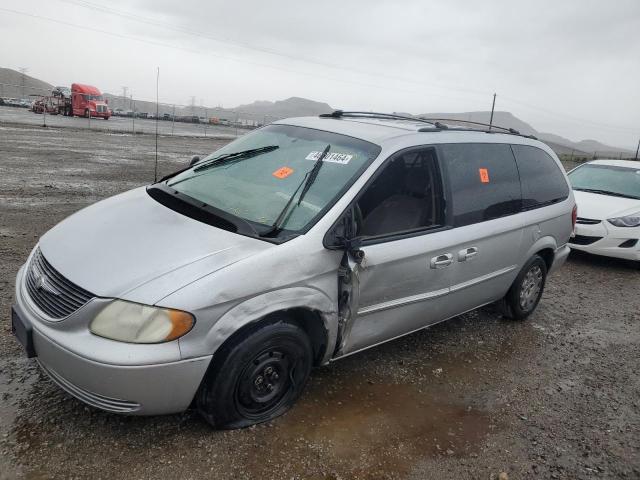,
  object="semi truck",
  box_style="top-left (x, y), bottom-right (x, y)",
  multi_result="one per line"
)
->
top-left (32, 84), bottom-right (110, 119)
